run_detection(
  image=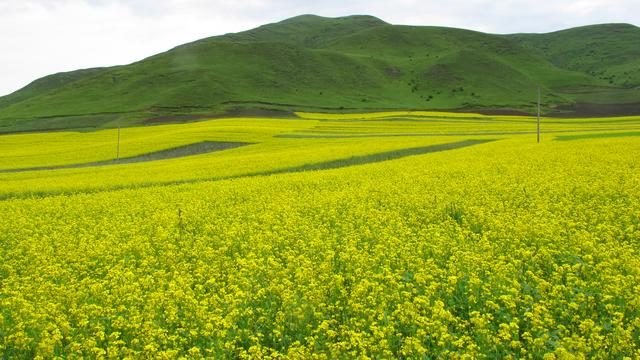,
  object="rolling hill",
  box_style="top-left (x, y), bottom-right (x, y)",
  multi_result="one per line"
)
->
top-left (1, 15), bottom-right (639, 132)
